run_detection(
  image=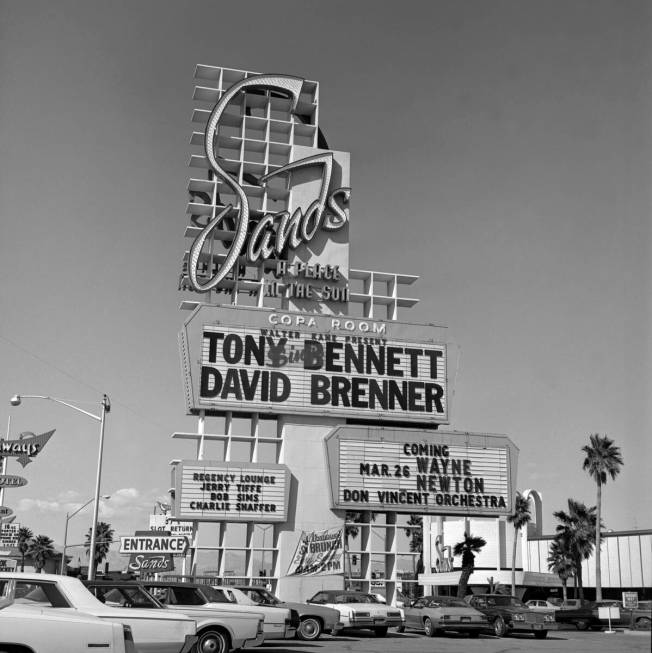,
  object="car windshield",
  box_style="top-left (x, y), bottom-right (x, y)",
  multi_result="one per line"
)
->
top-left (431, 597), bottom-right (468, 608)
top-left (338, 594), bottom-right (382, 604)
top-left (489, 596), bottom-right (526, 608)
top-left (248, 588), bottom-right (281, 605)
top-left (197, 585), bottom-right (231, 603)
top-left (99, 586), bottom-right (160, 608)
